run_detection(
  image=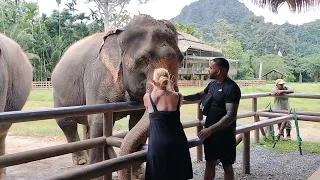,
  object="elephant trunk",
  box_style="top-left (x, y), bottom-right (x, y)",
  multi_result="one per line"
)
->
top-left (117, 111), bottom-right (149, 180)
